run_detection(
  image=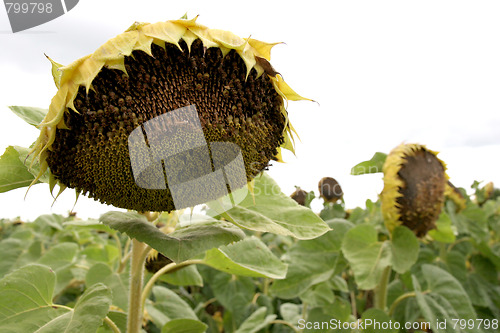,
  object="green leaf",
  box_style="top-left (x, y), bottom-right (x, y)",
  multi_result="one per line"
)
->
top-left (13, 145), bottom-right (50, 184)
top-left (205, 270), bottom-right (255, 325)
top-left (428, 211), bottom-right (456, 243)
top-left (33, 214), bottom-right (64, 231)
top-left (280, 303), bottom-right (301, 324)
top-left (350, 152), bottom-right (387, 175)
top-left (86, 263), bottom-right (129, 311)
top-left (8, 106), bottom-right (47, 126)
top-left (0, 146), bottom-right (38, 193)
top-left (234, 307), bottom-right (277, 333)
top-left (270, 219), bottom-right (351, 299)
top-left (390, 226), bottom-right (419, 273)
top-left (0, 238), bottom-right (25, 277)
top-left (98, 310), bottom-right (127, 333)
top-left (202, 236), bottom-right (287, 278)
top-left (100, 211), bottom-right (245, 263)
top-left (299, 281), bottom-right (335, 307)
top-left (44, 283), bottom-right (112, 333)
top-left (210, 173), bottom-right (330, 240)
top-left (157, 265), bottom-right (203, 287)
top-left (37, 242), bottom-right (78, 295)
top-left (0, 264), bottom-right (59, 332)
top-left (413, 265), bottom-right (480, 333)
top-left (421, 265), bottom-right (477, 320)
top-left (0, 264), bottom-right (111, 333)
top-left (64, 219), bottom-right (116, 233)
top-left (162, 318), bottom-right (207, 333)
top-left (146, 286), bottom-right (198, 329)
top-left (341, 224), bottom-right (391, 289)
top-left (361, 308), bottom-right (397, 333)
